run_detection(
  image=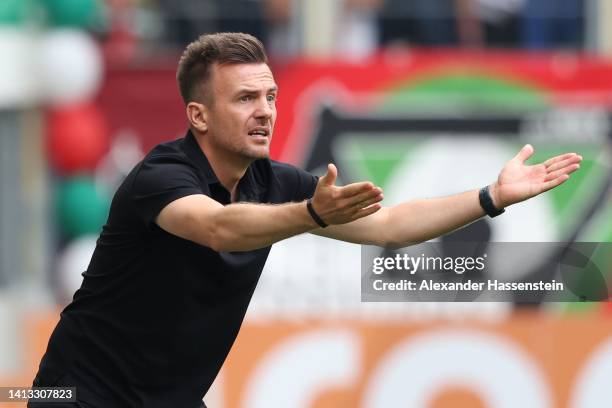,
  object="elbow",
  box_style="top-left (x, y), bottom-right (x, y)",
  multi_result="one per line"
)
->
top-left (168, 203), bottom-right (243, 251)
top-left (208, 235), bottom-right (254, 252)
top-left (383, 236), bottom-right (406, 249)
top-left (204, 223), bottom-right (235, 252)
top-left (382, 232), bottom-right (424, 249)
top-left (378, 222), bottom-right (409, 248)
top-left (207, 236), bottom-right (239, 252)
top-left (384, 239), bottom-right (402, 249)
top-left (380, 219), bottom-right (424, 249)
top-left (205, 219), bottom-right (248, 252)
top-left (188, 214), bottom-right (232, 251)
top-left (206, 236), bottom-right (226, 252)
top-left (191, 209), bottom-right (261, 252)
top-left (383, 227), bottom-right (429, 248)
